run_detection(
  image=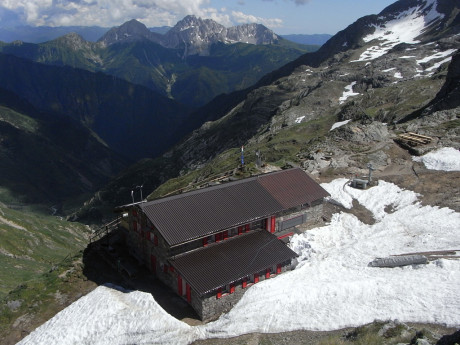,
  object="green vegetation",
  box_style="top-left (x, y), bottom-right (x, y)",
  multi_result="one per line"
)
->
top-left (0, 106), bottom-right (38, 133)
top-left (0, 38), bottom-right (312, 107)
top-left (0, 250), bottom-right (91, 338)
top-left (0, 205), bottom-right (89, 297)
top-left (149, 113), bottom-right (336, 199)
top-left (362, 78), bottom-right (445, 122)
